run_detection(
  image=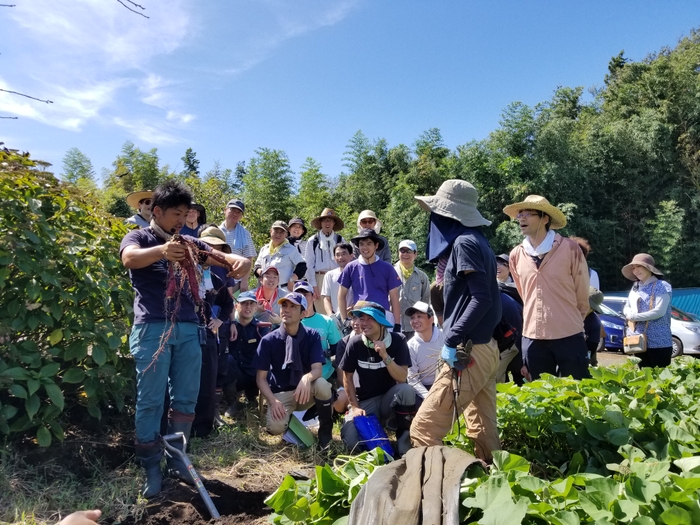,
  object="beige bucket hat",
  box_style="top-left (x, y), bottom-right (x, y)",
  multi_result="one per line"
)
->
top-left (310, 208), bottom-right (344, 231)
top-left (621, 253), bottom-right (663, 281)
top-left (414, 180), bottom-right (491, 227)
top-left (199, 226), bottom-right (231, 253)
top-left (503, 195), bottom-right (567, 229)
